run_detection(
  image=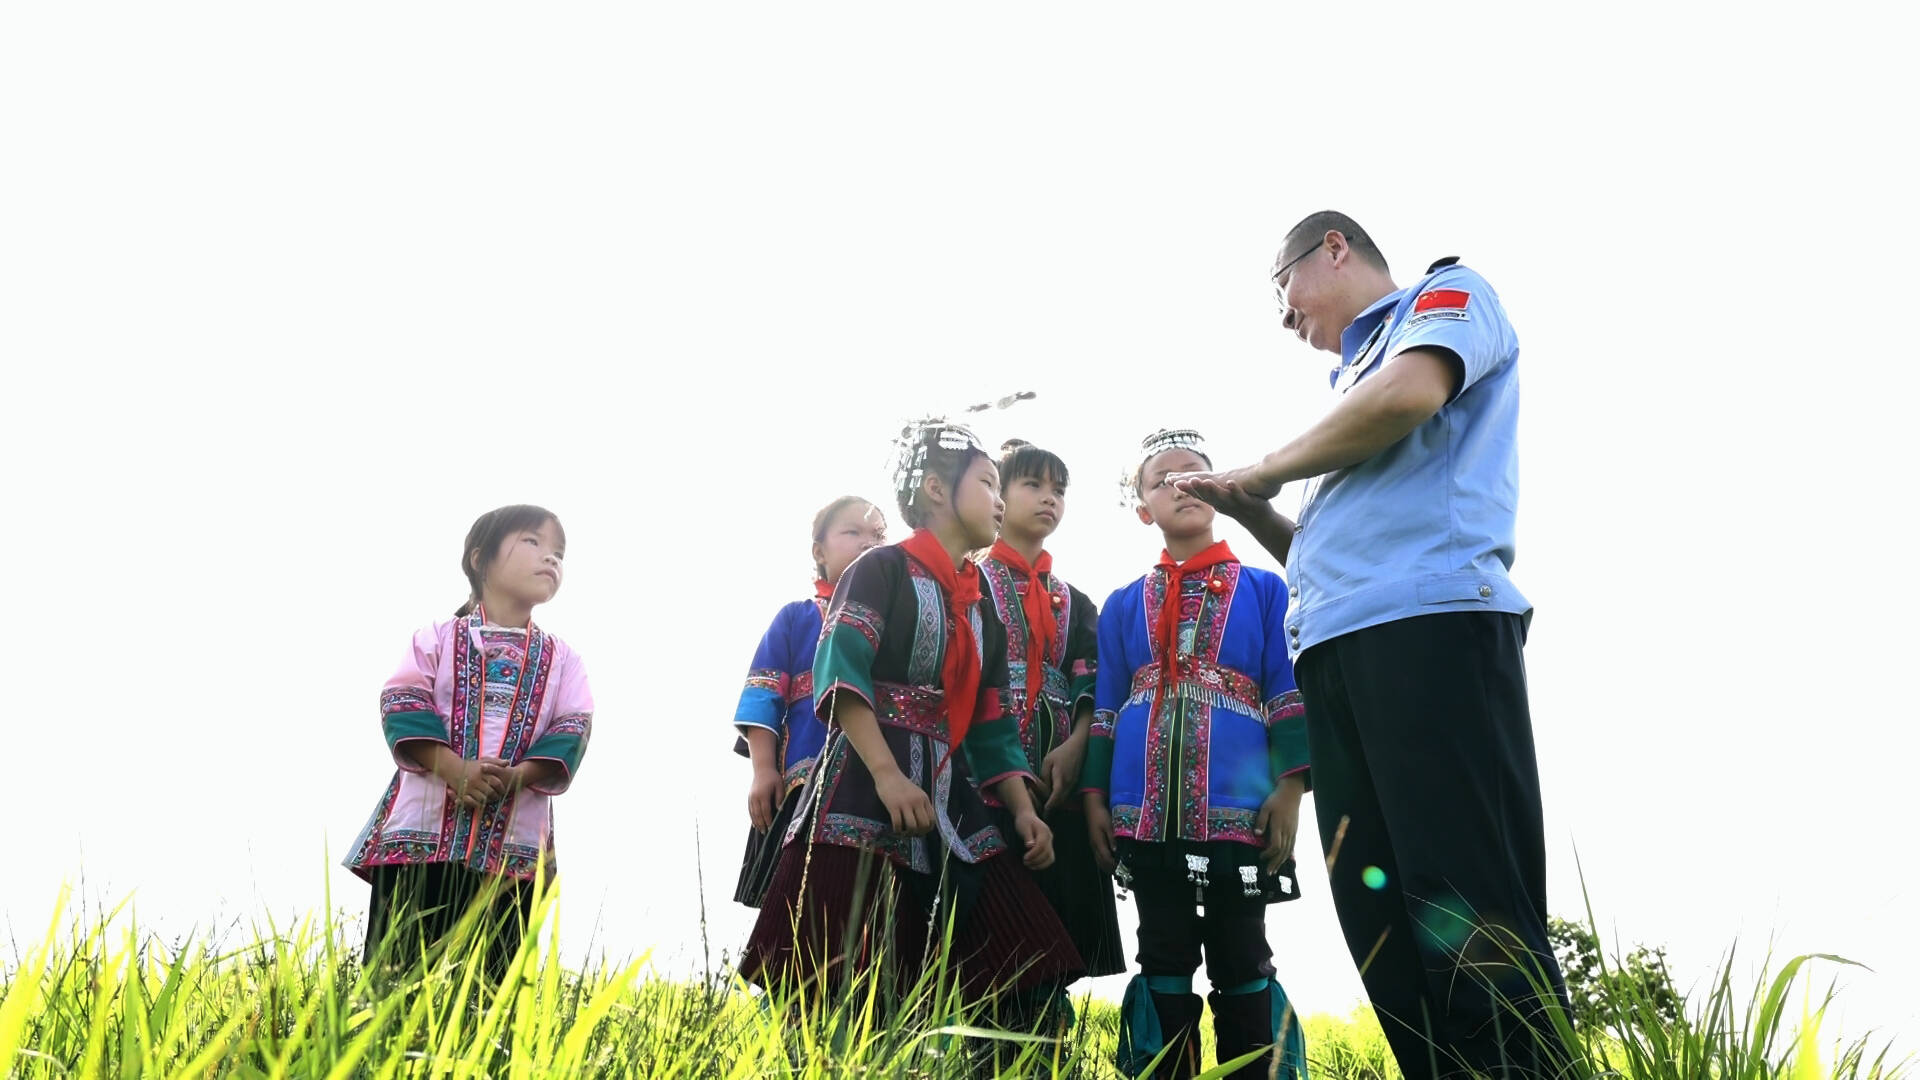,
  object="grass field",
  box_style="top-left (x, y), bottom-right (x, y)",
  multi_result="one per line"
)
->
top-left (0, 878), bottom-right (1906, 1078)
